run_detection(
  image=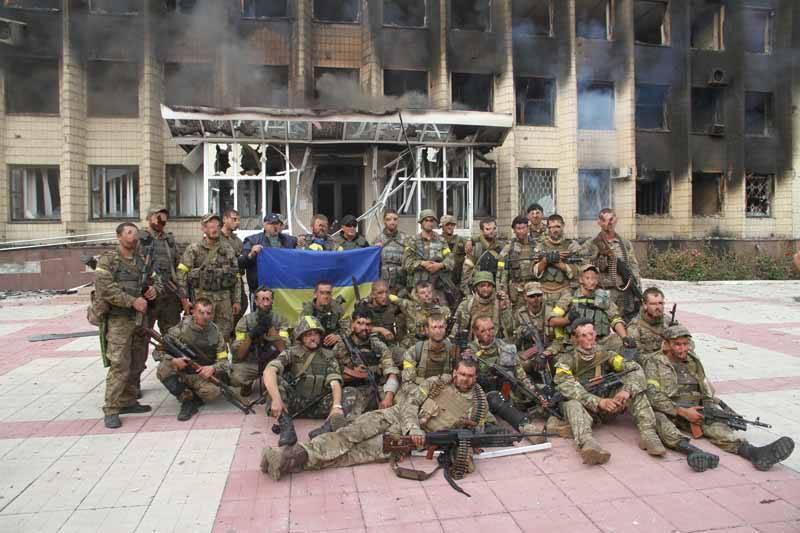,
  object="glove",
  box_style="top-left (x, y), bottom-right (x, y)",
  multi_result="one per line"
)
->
top-left (532, 354), bottom-right (550, 372)
top-left (622, 336), bottom-right (637, 349)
